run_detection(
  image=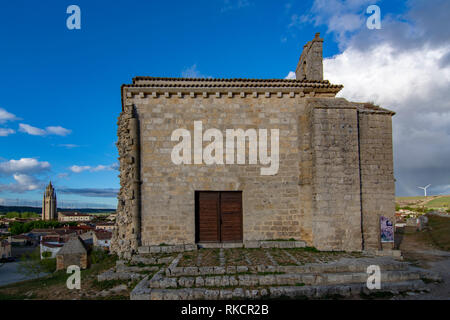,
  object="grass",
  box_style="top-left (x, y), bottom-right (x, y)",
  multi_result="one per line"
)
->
top-left (0, 292), bottom-right (37, 300)
top-left (396, 196), bottom-right (428, 201)
top-left (396, 195), bottom-right (450, 210)
top-left (425, 196), bottom-right (450, 209)
top-left (360, 291), bottom-right (394, 300)
top-left (0, 252), bottom-right (118, 300)
top-left (426, 215), bottom-right (450, 251)
top-left (91, 279), bottom-right (128, 291)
